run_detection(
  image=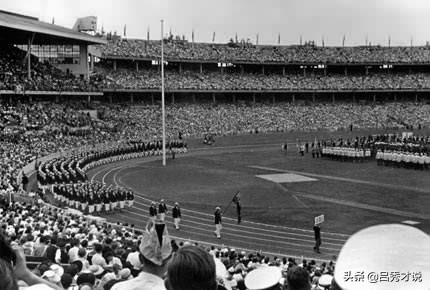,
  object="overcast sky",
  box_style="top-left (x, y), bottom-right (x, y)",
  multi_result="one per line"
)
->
top-left (1, 0), bottom-right (429, 46)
